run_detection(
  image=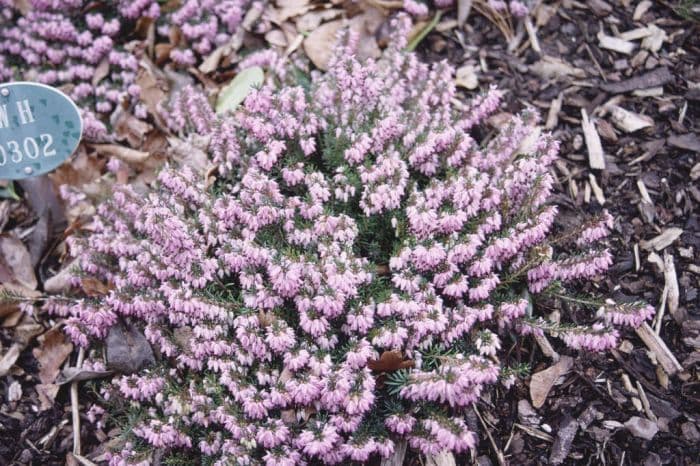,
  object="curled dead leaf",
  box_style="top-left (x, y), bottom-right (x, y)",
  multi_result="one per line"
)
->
top-left (81, 277), bottom-right (113, 297)
top-left (91, 144), bottom-right (150, 164)
top-left (0, 235), bottom-right (38, 290)
top-left (33, 328), bottom-right (73, 384)
top-left (530, 355), bottom-right (573, 408)
top-left (367, 350), bottom-right (414, 372)
top-left (106, 321), bottom-right (155, 374)
top-left (56, 366), bottom-right (113, 385)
